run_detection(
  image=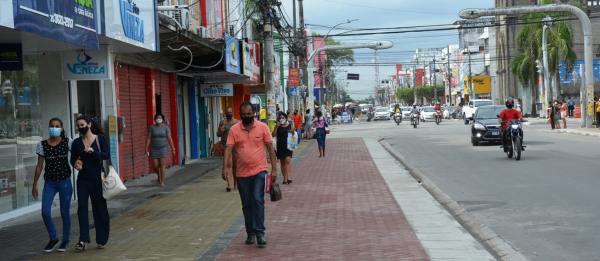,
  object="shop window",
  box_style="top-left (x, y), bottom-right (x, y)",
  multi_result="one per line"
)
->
top-left (0, 55), bottom-right (42, 214)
